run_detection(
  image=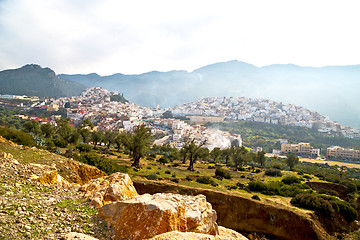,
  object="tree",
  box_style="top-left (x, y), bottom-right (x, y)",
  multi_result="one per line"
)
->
top-left (210, 147), bottom-right (222, 163)
top-left (104, 130), bottom-right (117, 149)
top-left (40, 122), bottom-right (55, 138)
top-left (120, 124), bottom-right (152, 168)
top-left (114, 132), bottom-right (124, 152)
top-left (91, 130), bottom-right (104, 146)
top-left (23, 120), bottom-right (41, 135)
top-left (56, 117), bottom-right (76, 145)
top-left (79, 128), bottom-right (91, 144)
top-left (78, 118), bottom-right (94, 144)
top-left (221, 148), bottom-right (232, 165)
top-left (286, 154), bottom-right (299, 170)
top-left (256, 151), bottom-right (267, 168)
top-left (181, 138), bottom-right (206, 171)
top-left (231, 146), bottom-right (249, 170)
